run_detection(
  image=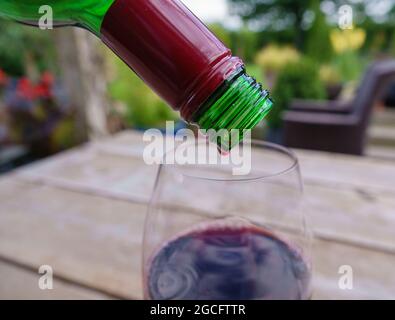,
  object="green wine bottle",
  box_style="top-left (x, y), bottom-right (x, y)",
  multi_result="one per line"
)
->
top-left (0, 0), bottom-right (273, 150)
top-left (0, 0), bottom-right (113, 34)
